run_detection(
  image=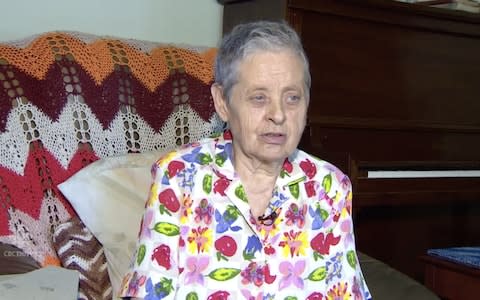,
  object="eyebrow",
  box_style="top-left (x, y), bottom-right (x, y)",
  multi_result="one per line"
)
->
top-left (246, 85), bottom-right (303, 94)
